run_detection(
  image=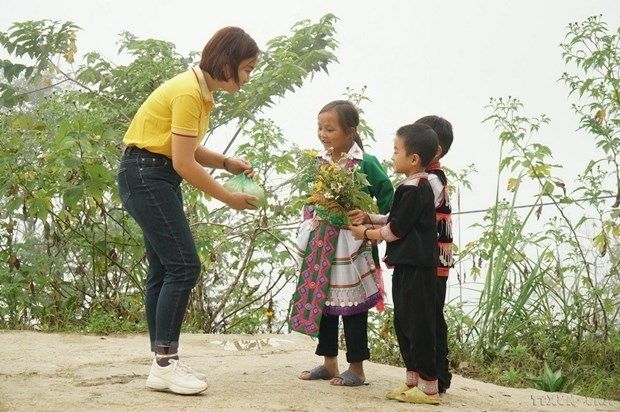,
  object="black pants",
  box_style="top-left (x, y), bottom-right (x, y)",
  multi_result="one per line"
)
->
top-left (315, 311), bottom-right (370, 363)
top-left (436, 276), bottom-right (452, 392)
top-left (392, 265), bottom-right (437, 381)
